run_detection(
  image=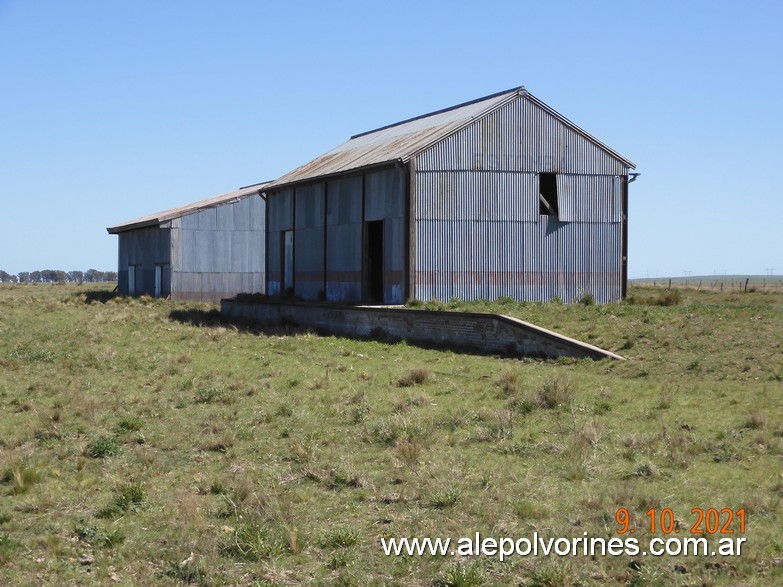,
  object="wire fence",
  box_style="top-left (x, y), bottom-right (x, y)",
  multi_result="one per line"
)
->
top-left (630, 278), bottom-right (783, 292)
